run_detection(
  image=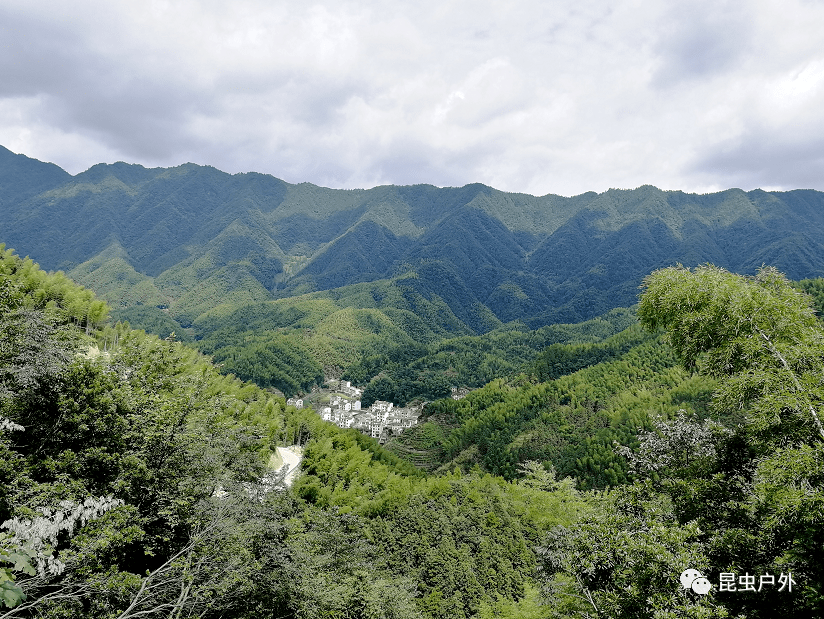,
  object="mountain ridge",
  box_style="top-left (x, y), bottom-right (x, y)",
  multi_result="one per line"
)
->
top-left (4, 145), bottom-right (824, 341)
